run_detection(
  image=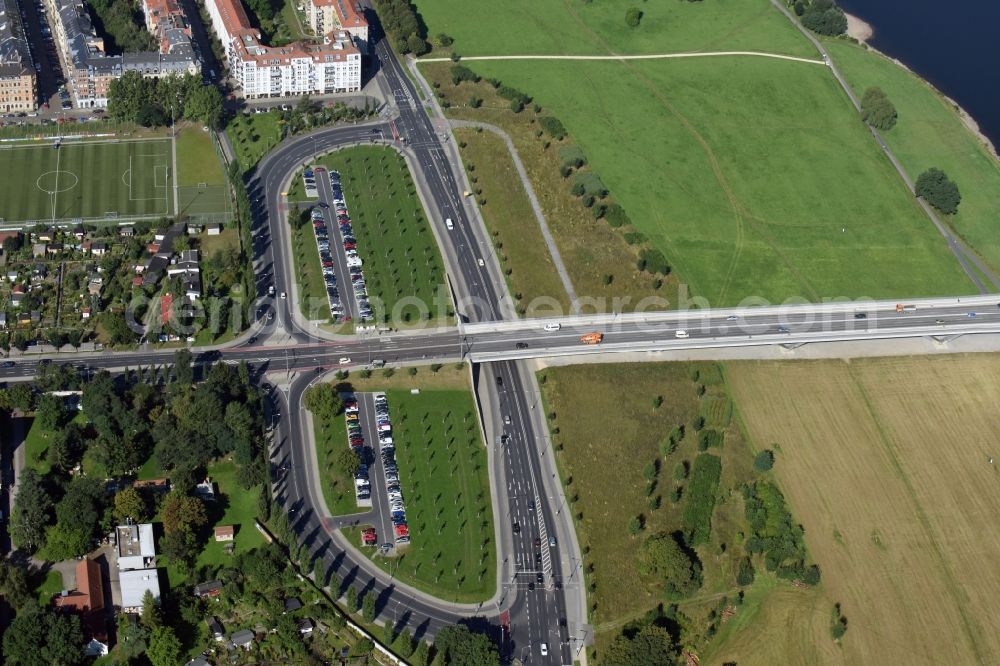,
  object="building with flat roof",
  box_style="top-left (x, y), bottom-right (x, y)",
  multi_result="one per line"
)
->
top-left (116, 523), bottom-right (156, 570)
top-left (0, 0), bottom-right (37, 111)
top-left (205, 0), bottom-right (360, 98)
top-left (119, 568), bottom-right (161, 610)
